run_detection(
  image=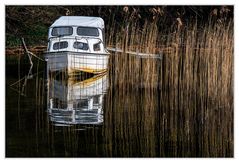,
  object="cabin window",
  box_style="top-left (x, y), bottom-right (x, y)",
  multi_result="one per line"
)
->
top-left (53, 41), bottom-right (68, 50)
top-left (73, 42), bottom-right (89, 50)
top-left (93, 42), bottom-right (101, 51)
top-left (52, 27), bottom-right (73, 36)
top-left (102, 28), bottom-right (105, 45)
top-left (77, 27), bottom-right (99, 36)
